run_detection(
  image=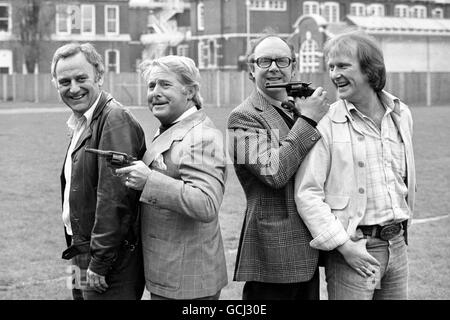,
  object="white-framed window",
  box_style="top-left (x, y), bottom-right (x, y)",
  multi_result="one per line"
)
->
top-left (303, 1), bottom-right (320, 15)
top-left (432, 8), bottom-right (444, 19)
top-left (0, 49), bottom-right (13, 74)
top-left (249, 0), bottom-right (287, 11)
top-left (105, 5), bottom-right (119, 35)
top-left (81, 4), bottom-right (95, 35)
top-left (299, 36), bottom-right (320, 73)
top-left (177, 44), bottom-right (189, 57)
top-left (366, 3), bottom-right (385, 17)
top-left (198, 39), bottom-right (218, 69)
top-left (322, 2), bottom-right (339, 23)
top-left (410, 5), bottom-right (427, 18)
top-left (197, 1), bottom-right (205, 31)
top-left (0, 3), bottom-right (11, 33)
top-left (350, 3), bottom-right (366, 16)
top-left (105, 50), bottom-right (119, 73)
top-left (394, 4), bottom-right (409, 18)
top-left (56, 5), bottom-right (71, 34)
